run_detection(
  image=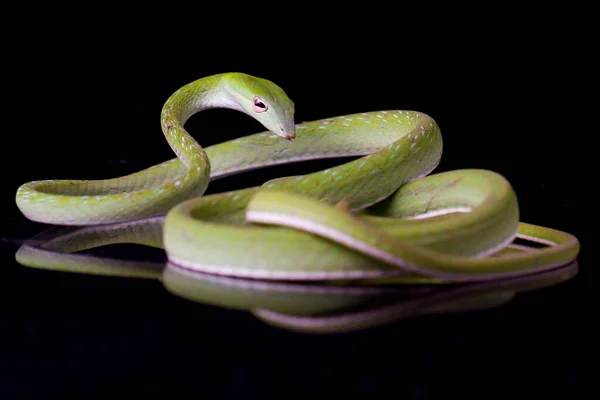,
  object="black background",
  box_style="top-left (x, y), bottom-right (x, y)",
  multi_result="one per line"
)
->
top-left (0, 4), bottom-right (594, 399)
